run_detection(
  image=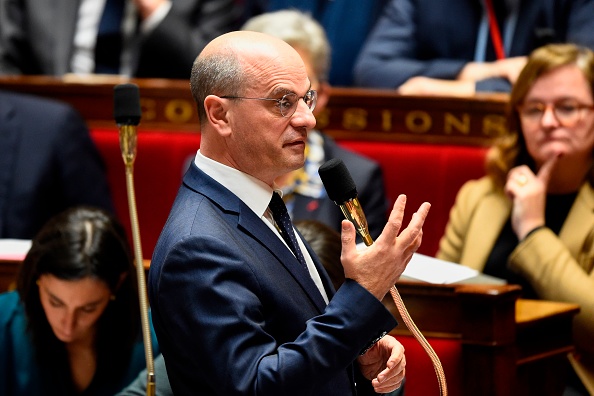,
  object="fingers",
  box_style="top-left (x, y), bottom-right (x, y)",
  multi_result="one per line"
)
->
top-left (505, 165), bottom-right (532, 198)
top-left (536, 154), bottom-right (560, 187)
top-left (340, 219), bottom-right (357, 252)
top-left (380, 194), bottom-right (407, 241)
top-left (373, 349), bottom-right (406, 393)
top-left (396, 201), bottom-right (431, 248)
top-left (381, 196), bottom-right (431, 242)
